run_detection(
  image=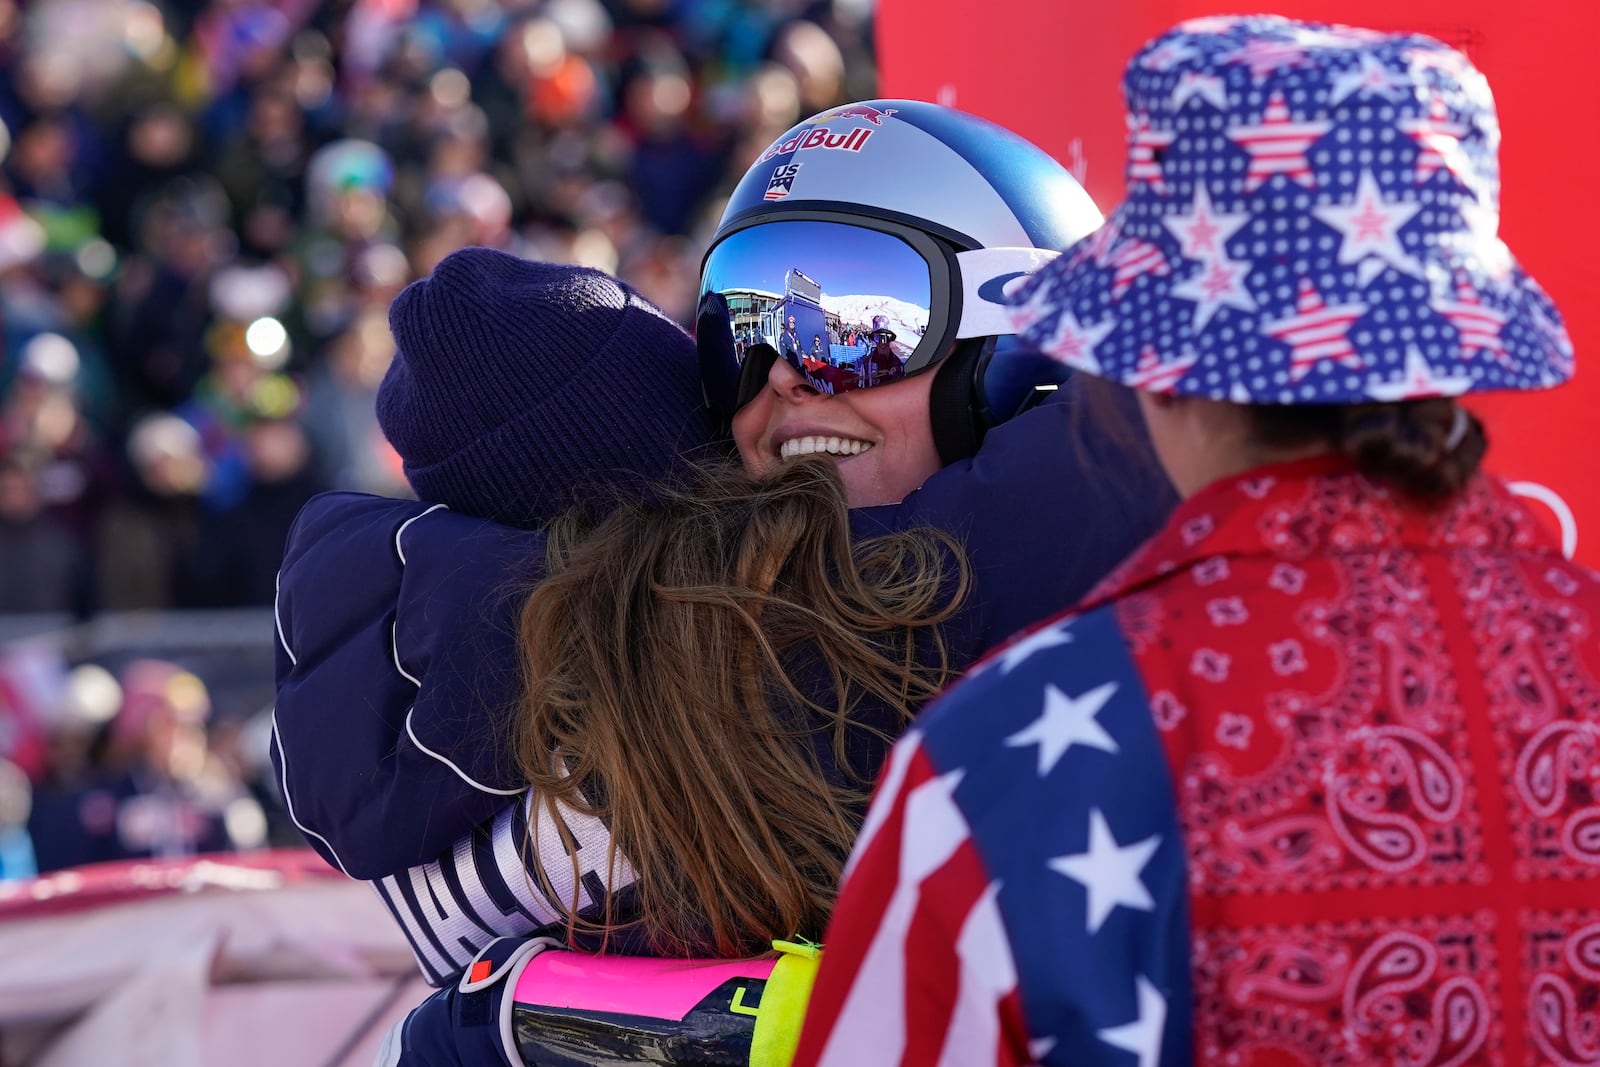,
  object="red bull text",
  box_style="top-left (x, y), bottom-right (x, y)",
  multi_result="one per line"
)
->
top-left (758, 126), bottom-right (875, 164)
